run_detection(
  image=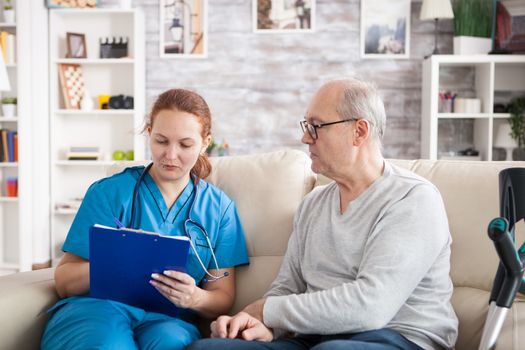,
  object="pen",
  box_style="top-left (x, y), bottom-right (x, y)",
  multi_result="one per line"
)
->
top-left (113, 216), bottom-right (125, 229)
